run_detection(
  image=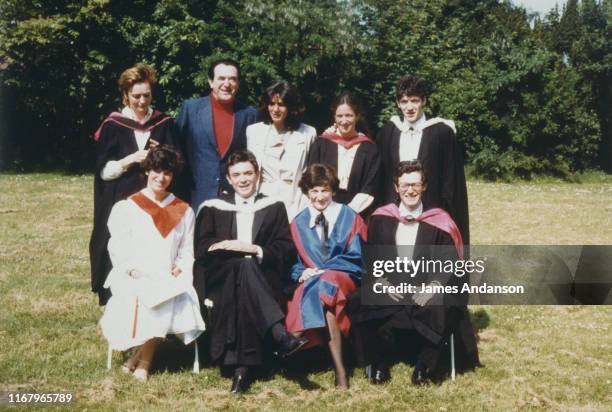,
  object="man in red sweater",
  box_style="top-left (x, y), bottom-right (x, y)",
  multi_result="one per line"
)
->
top-left (176, 58), bottom-right (258, 209)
